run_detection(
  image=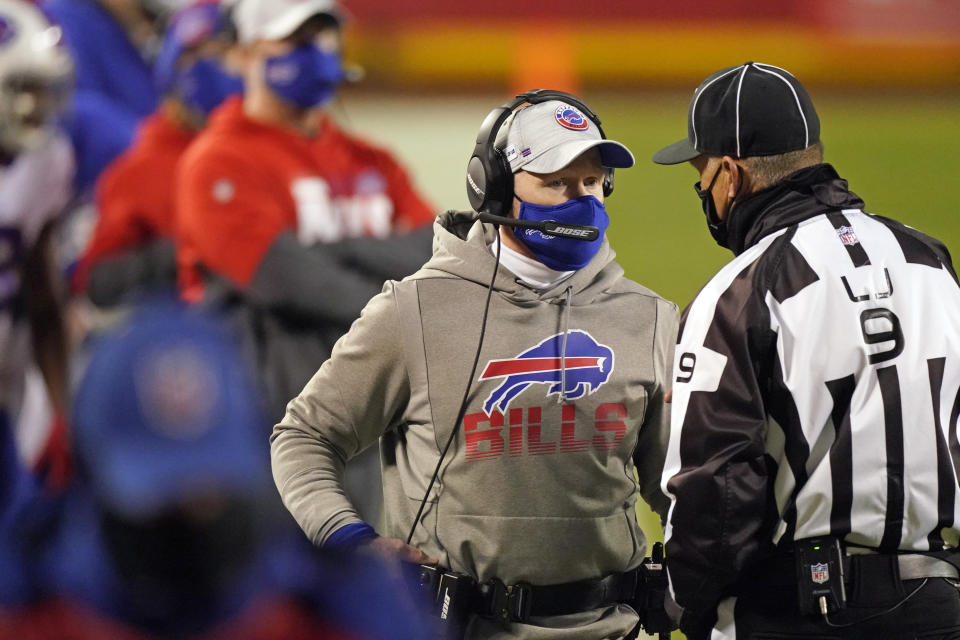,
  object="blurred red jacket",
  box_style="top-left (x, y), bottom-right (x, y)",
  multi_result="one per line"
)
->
top-left (176, 97), bottom-right (434, 300)
top-left (73, 110), bottom-right (193, 294)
